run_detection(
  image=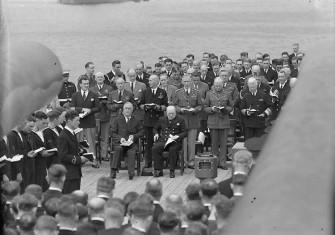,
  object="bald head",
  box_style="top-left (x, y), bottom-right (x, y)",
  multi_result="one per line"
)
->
top-left (71, 190), bottom-right (88, 206)
top-left (193, 60), bottom-right (200, 70)
top-left (166, 106), bottom-right (176, 120)
top-left (88, 198), bottom-right (106, 216)
top-left (145, 179), bottom-right (163, 200)
top-left (165, 194), bottom-right (183, 216)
